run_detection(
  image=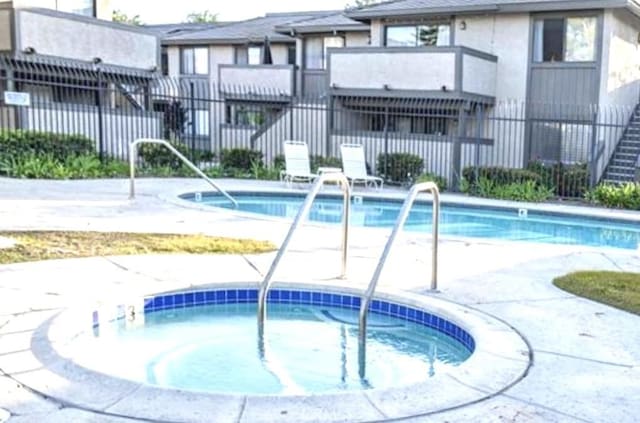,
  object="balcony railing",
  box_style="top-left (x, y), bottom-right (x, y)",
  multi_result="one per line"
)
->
top-left (328, 46), bottom-right (497, 102)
